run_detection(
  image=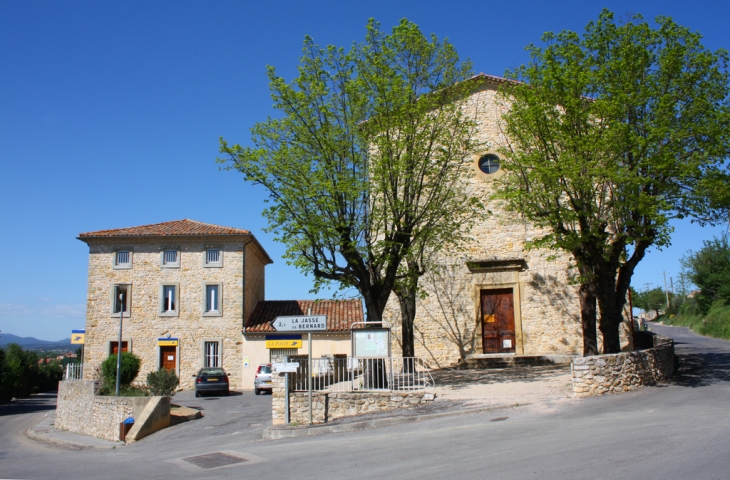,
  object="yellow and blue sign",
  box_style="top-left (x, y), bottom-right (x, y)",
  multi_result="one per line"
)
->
top-left (71, 330), bottom-right (85, 345)
top-left (266, 340), bottom-right (302, 349)
top-left (158, 338), bottom-right (179, 346)
top-left (265, 334), bottom-right (302, 349)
